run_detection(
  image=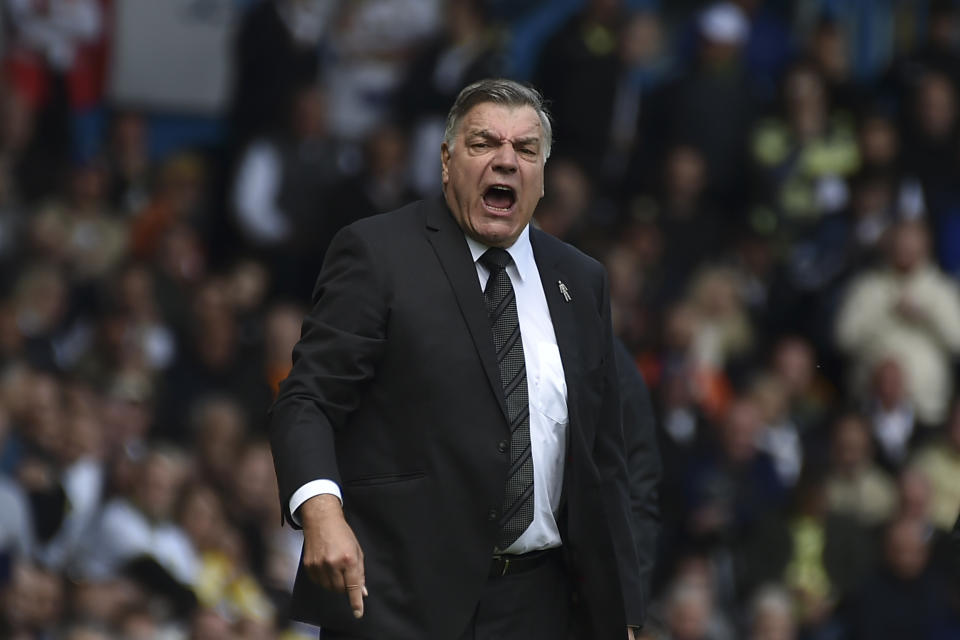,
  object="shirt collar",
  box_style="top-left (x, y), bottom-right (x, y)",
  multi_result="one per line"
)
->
top-left (464, 225), bottom-right (534, 282)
